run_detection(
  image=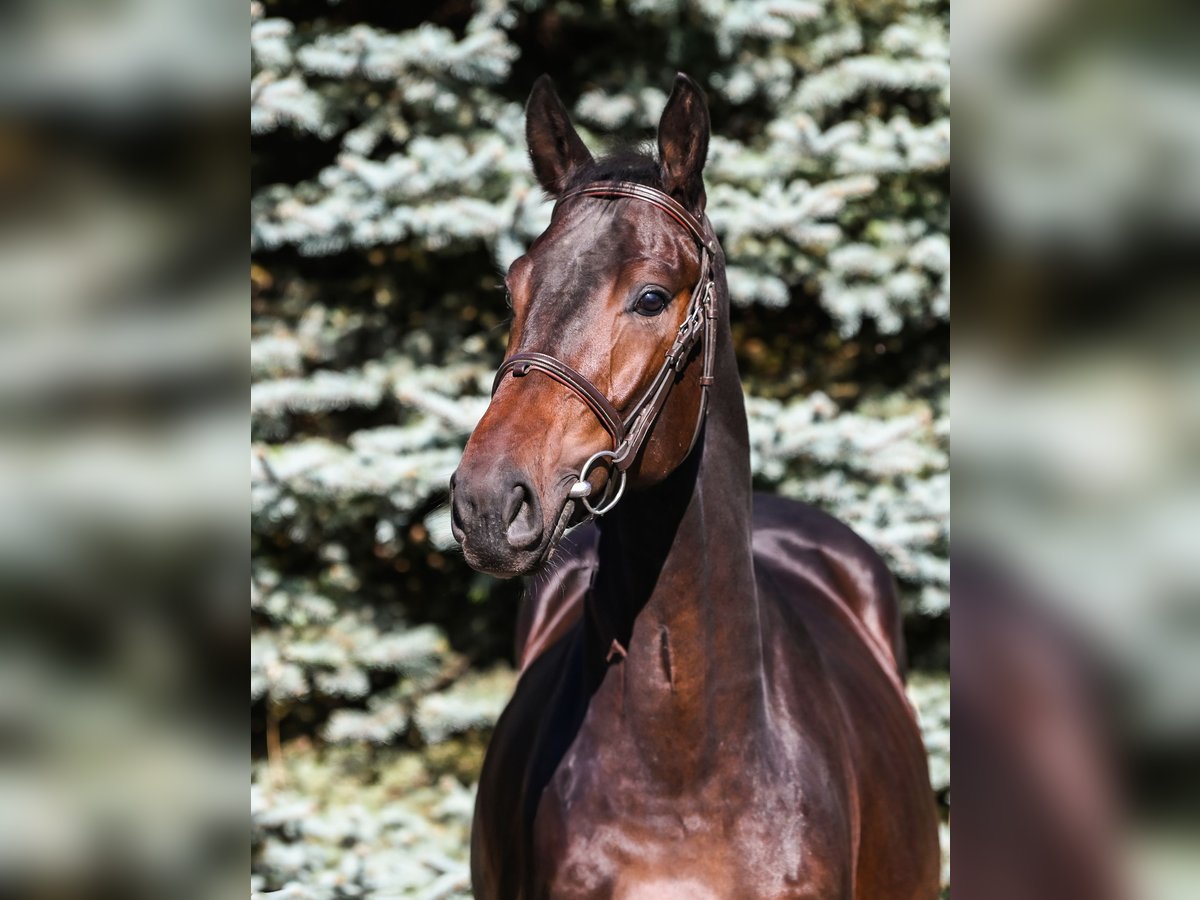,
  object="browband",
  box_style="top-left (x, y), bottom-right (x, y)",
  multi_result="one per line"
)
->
top-left (491, 181), bottom-right (717, 516)
top-left (556, 181), bottom-right (718, 255)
